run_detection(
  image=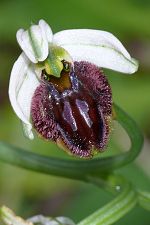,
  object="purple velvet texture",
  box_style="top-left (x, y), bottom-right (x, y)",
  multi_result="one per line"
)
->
top-left (31, 61), bottom-right (112, 158)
